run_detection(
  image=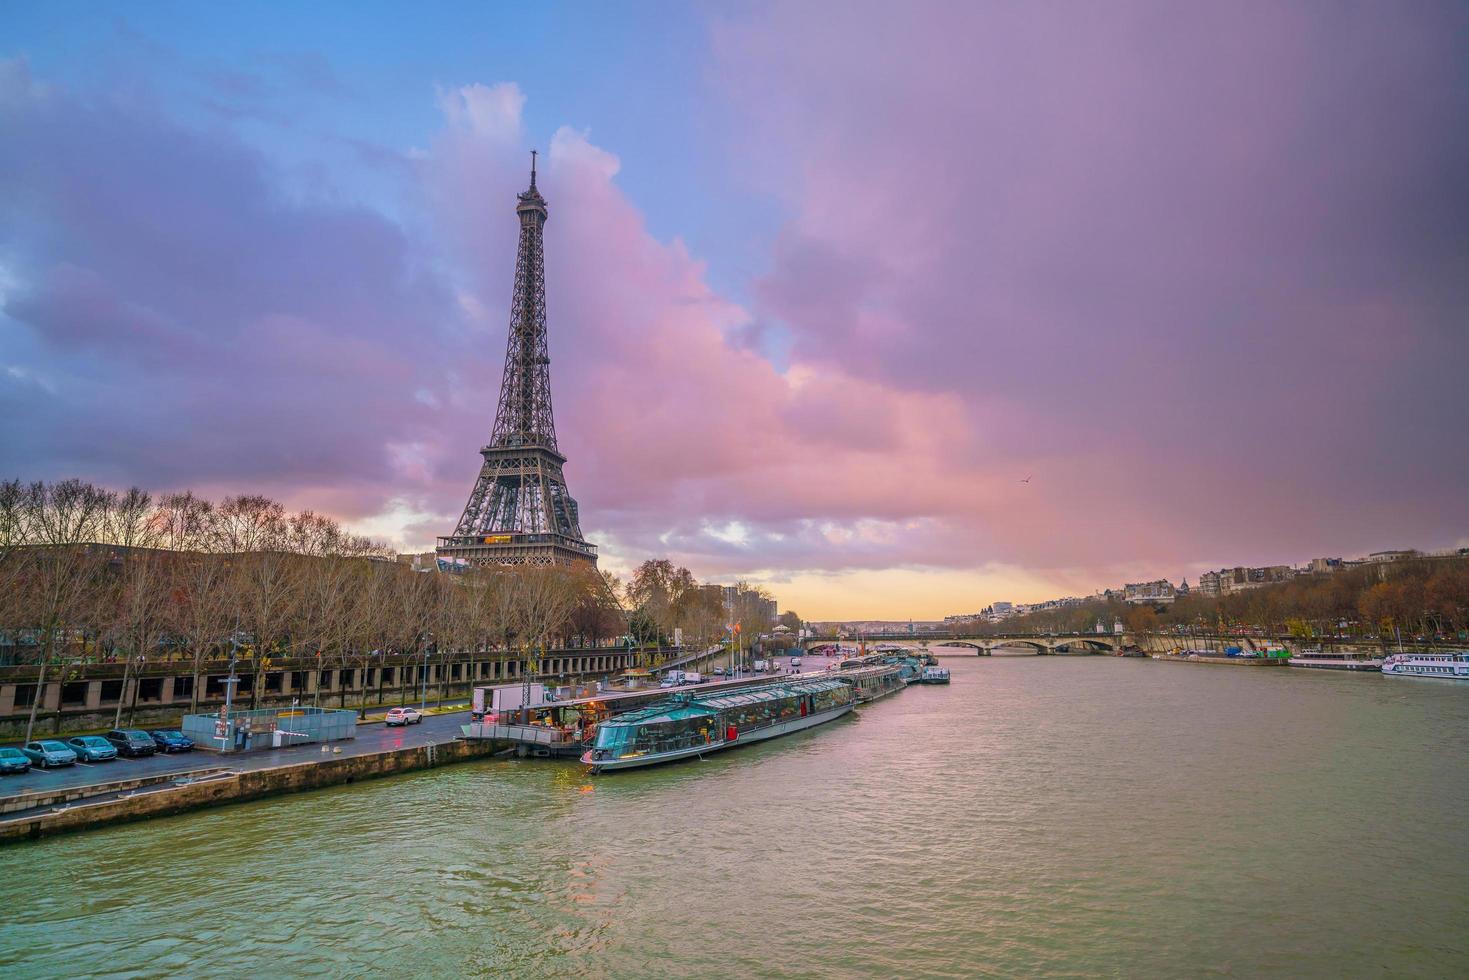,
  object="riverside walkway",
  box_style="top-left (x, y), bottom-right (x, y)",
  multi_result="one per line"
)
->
top-left (0, 710), bottom-right (469, 803)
